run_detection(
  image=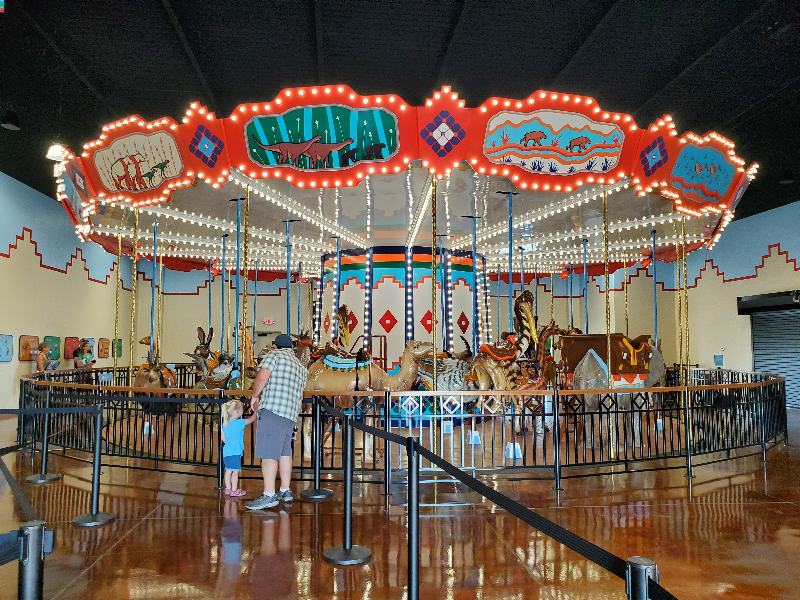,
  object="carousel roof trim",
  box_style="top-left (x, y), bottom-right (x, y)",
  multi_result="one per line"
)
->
top-left (54, 84), bottom-right (757, 252)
